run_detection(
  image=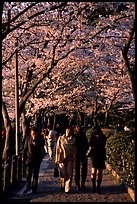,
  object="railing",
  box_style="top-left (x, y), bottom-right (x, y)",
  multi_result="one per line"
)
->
top-left (2, 152), bottom-right (24, 193)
